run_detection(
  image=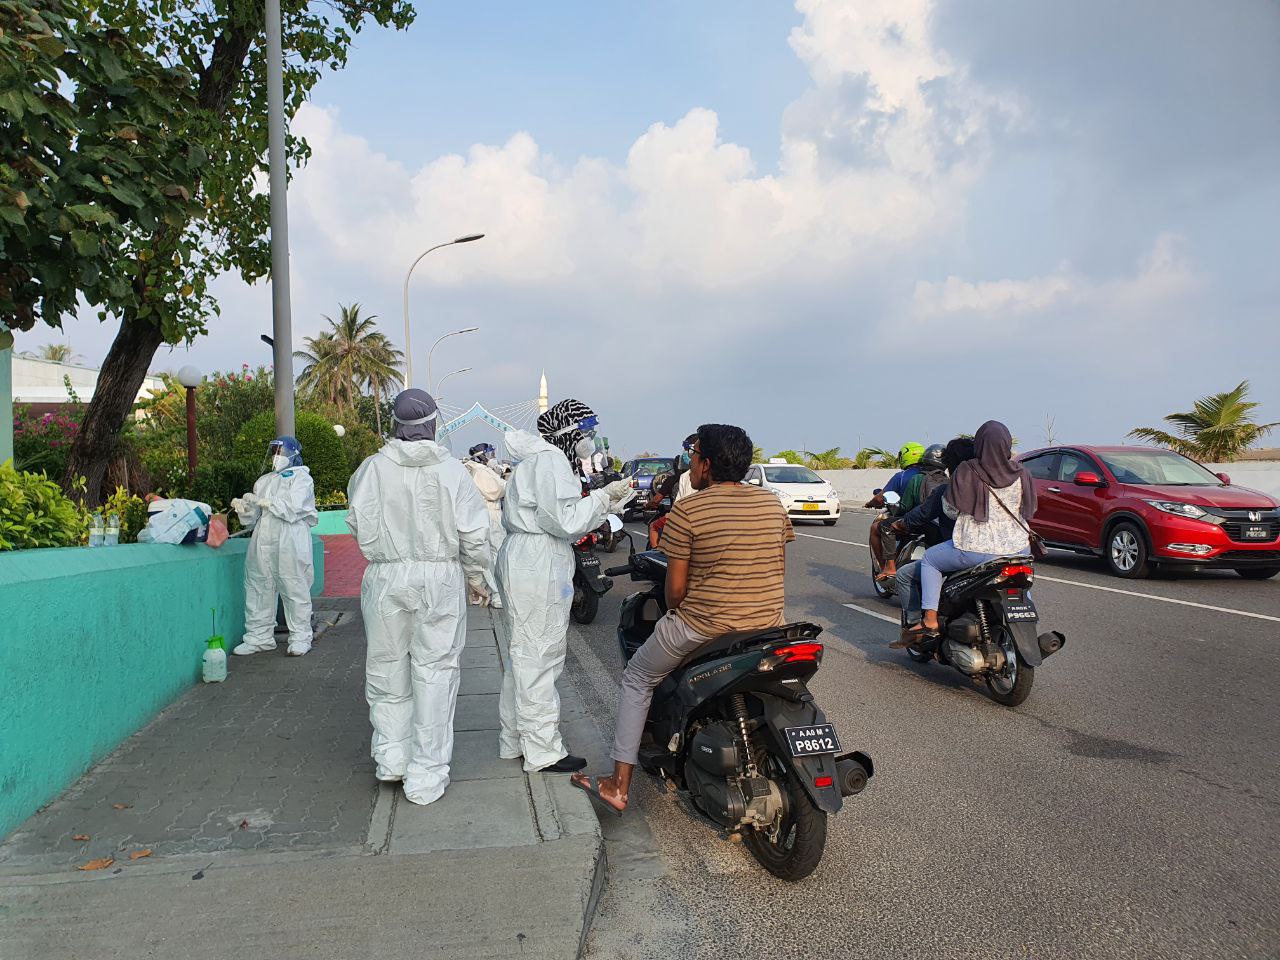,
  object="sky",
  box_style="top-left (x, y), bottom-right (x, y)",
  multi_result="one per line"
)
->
top-left (41, 0), bottom-right (1280, 461)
